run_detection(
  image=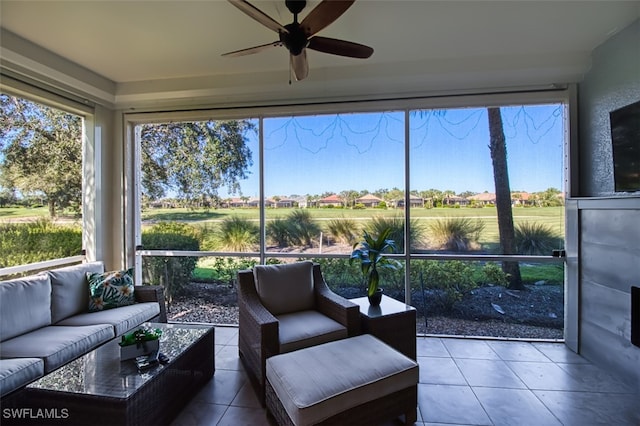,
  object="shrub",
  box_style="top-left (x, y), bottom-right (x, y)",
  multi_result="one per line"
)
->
top-left (326, 217), bottom-right (359, 245)
top-left (266, 217), bottom-right (290, 247)
top-left (285, 210), bottom-right (321, 247)
top-left (211, 215), bottom-right (259, 251)
top-left (428, 217), bottom-right (484, 251)
top-left (197, 256), bottom-right (258, 285)
top-left (141, 221), bottom-right (200, 305)
top-left (312, 258), bottom-right (362, 290)
top-left (482, 262), bottom-right (509, 286)
top-left (515, 222), bottom-right (561, 255)
top-left (0, 219), bottom-right (82, 268)
top-left (417, 260), bottom-right (477, 311)
top-left (365, 215), bottom-right (426, 252)
top-left (266, 210), bottom-right (322, 248)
